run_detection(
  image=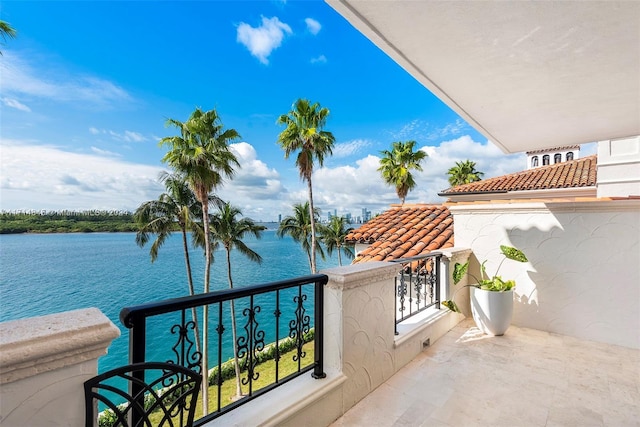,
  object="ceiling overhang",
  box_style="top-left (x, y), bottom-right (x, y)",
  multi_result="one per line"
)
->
top-left (326, 0), bottom-right (640, 153)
